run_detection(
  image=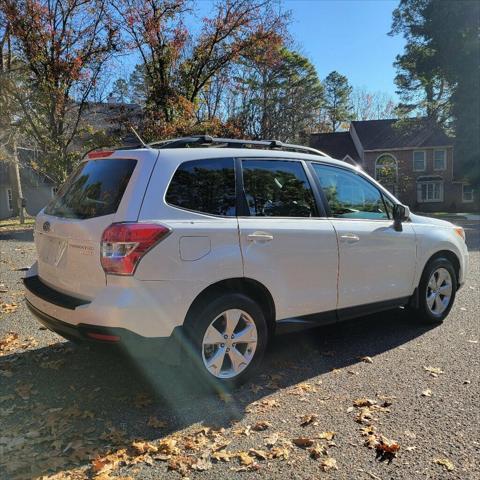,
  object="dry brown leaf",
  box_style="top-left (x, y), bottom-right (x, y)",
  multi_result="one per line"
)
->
top-left (211, 450), bottom-right (233, 462)
top-left (423, 366), bottom-right (444, 377)
top-left (319, 431), bottom-right (335, 441)
top-left (356, 407), bottom-right (374, 424)
top-left (133, 392), bottom-right (152, 408)
top-left (131, 441), bottom-right (158, 455)
top-left (0, 303), bottom-right (18, 314)
top-left (158, 438), bottom-right (179, 456)
top-left (233, 425), bottom-right (252, 436)
top-left (353, 398), bottom-right (377, 407)
top-left (292, 437), bottom-right (314, 448)
top-left (359, 356), bottom-right (373, 363)
top-left (309, 443), bottom-right (327, 459)
top-left (191, 457), bottom-right (212, 471)
top-left (15, 383), bottom-right (34, 400)
top-left (320, 457), bottom-right (338, 471)
top-left (434, 458), bottom-right (454, 471)
top-left (264, 432), bottom-right (279, 447)
top-left (249, 448), bottom-right (268, 460)
top-left (300, 414), bottom-right (318, 427)
top-left (269, 446), bottom-right (289, 460)
top-left (252, 421), bottom-right (271, 431)
top-left (147, 416), bottom-right (167, 429)
top-left (237, 451), bottom-right (254, 466)
top-left (421, 388), bottom-right (432, 397)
